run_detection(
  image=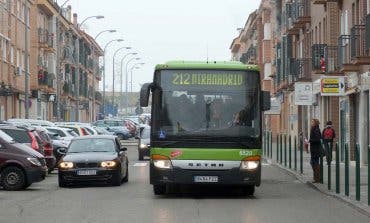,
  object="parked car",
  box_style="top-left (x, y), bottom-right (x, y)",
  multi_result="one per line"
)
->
top-left (93, 119), bottom-right (136, 137)
top-left (57, 135), bottom-right (129, 187)
top-left (106, 126), bottom-right (130, 140)
top-left (33, 127), bottom-right (56, 173)
top-left (0, 125), bottom-right (44, 155)
top-left (0, 129), bottom-right (47, 190)
top-left (7, 119), bottom-right (55, 127)
top-left (56, 125), bottom-right (87, 136)
top-left (47, 134), bottom-right (69, 166)
top-left (93, 126), bottom-right (114, 135)
top-left (137, 126), bottom-right (150, 160)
